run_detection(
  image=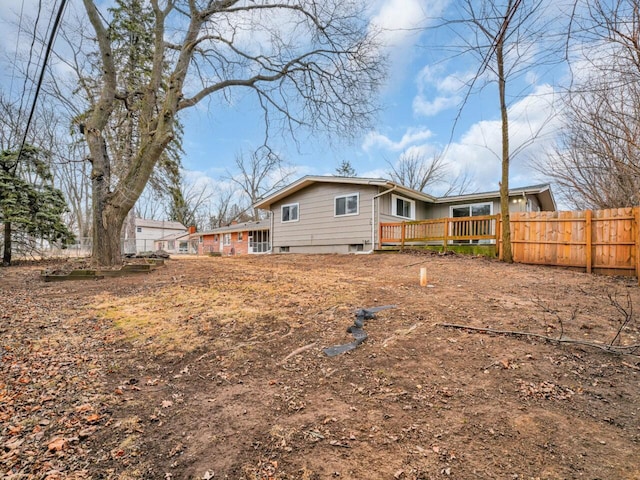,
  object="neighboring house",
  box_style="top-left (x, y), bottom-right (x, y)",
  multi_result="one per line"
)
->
top-left (126, 218), bottom-right (187, 253)
top-left (192, 220), bottom-right (270, 255)
top-left (154, 227), bottom-right (196, 254)
top-left (252, 176), bottom-right (556, 254)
